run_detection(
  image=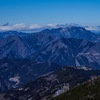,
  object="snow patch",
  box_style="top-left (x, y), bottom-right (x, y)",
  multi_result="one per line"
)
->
top-left (9, 76), bottom-right (20, 87)
top-left (75, 59), bottom-right (80, 66)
